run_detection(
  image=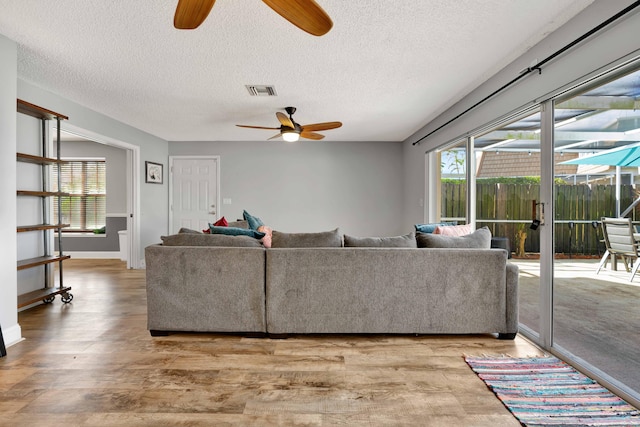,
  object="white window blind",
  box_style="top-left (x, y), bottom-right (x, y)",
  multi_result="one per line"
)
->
top-left (52, 160), bottom-right (106, 231)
